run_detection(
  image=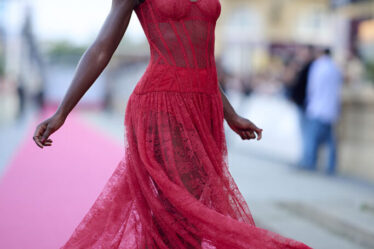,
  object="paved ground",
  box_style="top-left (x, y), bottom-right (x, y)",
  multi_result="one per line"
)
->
top-left (1, 93), bottom-right (374, 249)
